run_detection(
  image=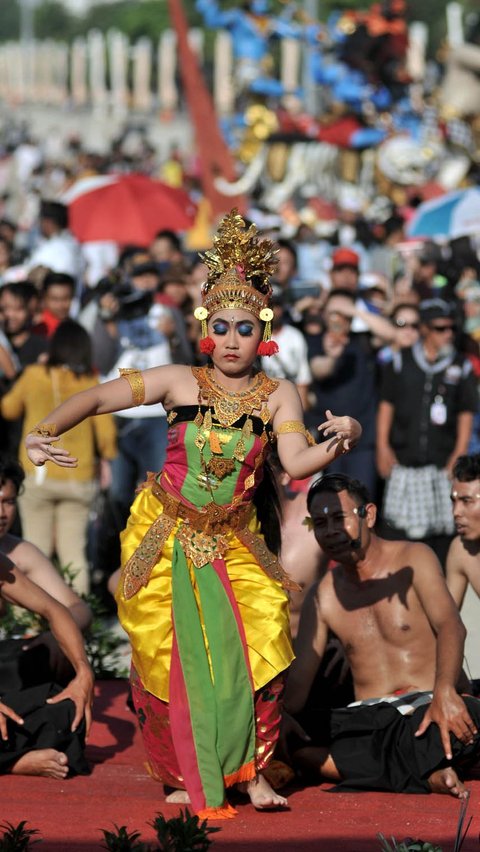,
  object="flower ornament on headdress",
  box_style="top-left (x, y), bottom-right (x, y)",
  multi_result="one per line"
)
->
top-left (194, 209), bottom-right (279, 356)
